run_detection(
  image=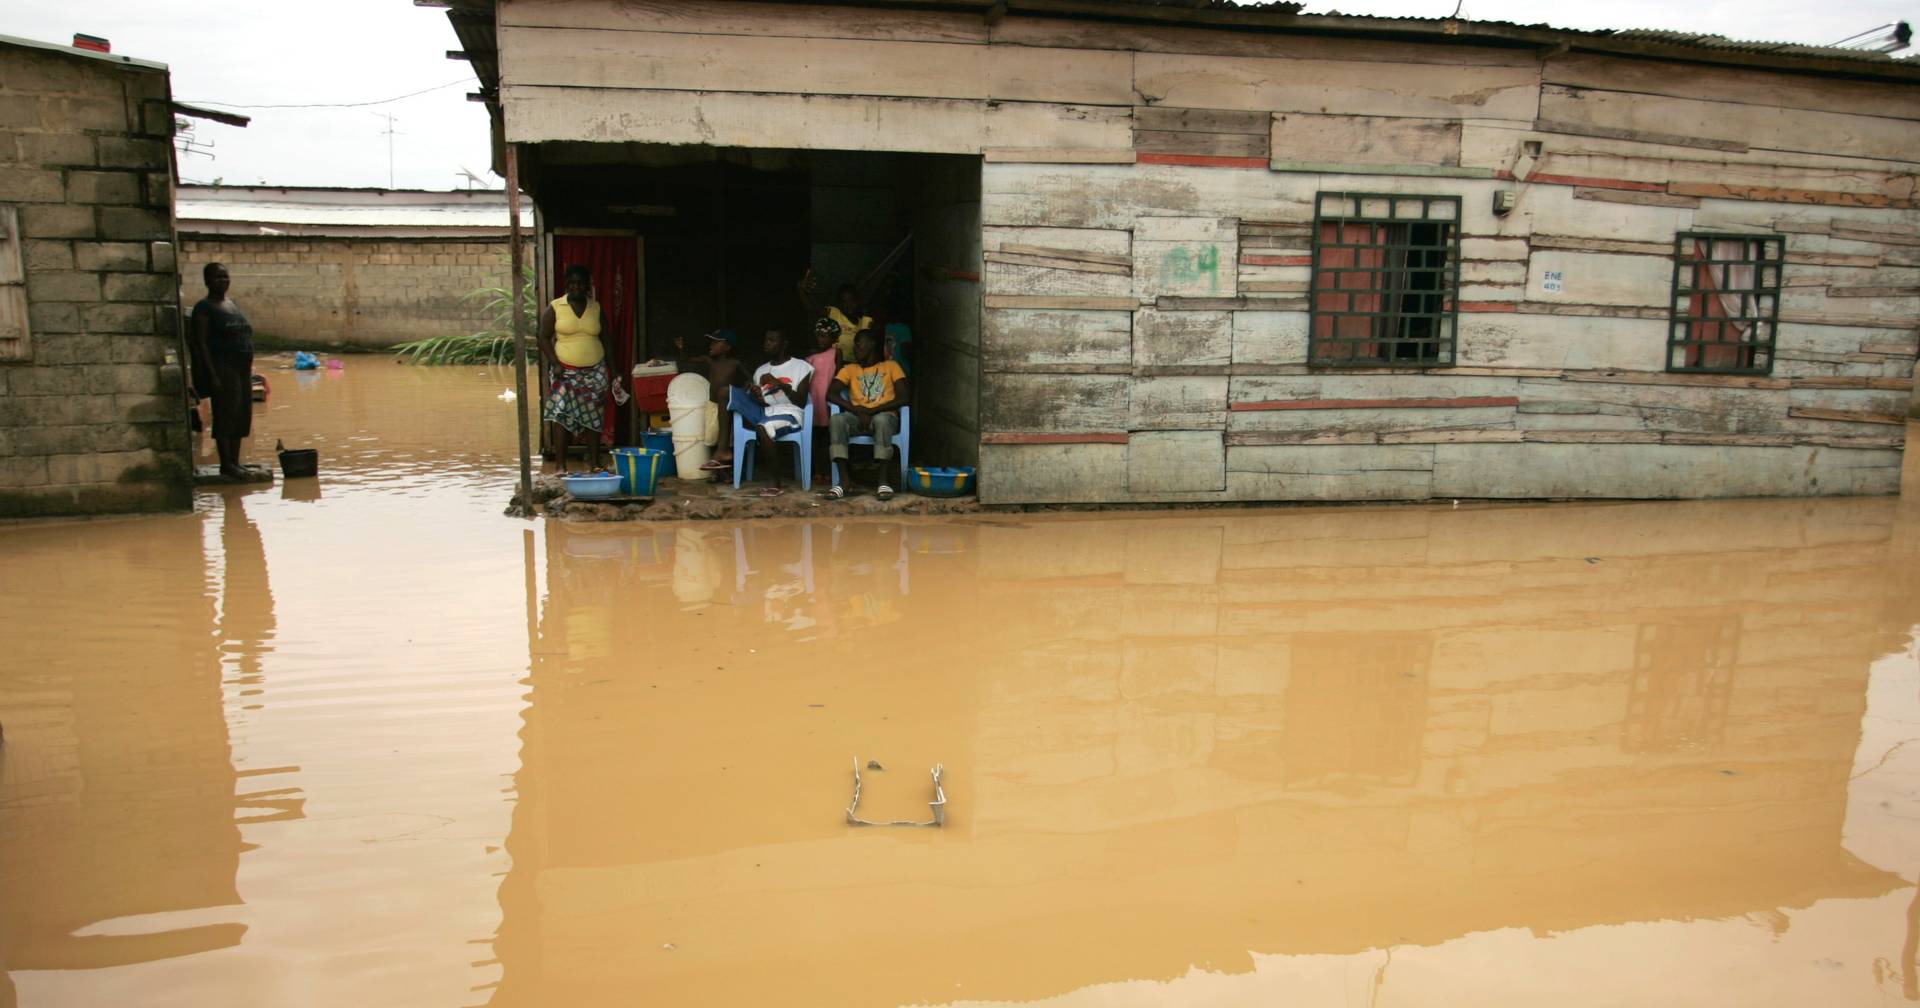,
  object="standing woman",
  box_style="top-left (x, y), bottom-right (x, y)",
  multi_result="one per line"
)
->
top-left (537, 264), bottom-right (618, 473)
top-left (189, 262), bottom-right (255, 480)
